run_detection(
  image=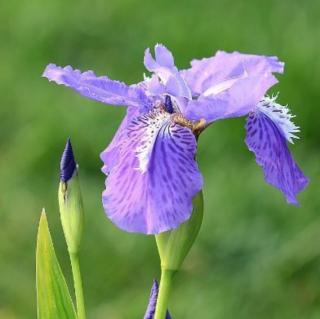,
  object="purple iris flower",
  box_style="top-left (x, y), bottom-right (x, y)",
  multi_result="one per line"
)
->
top-left (43, 44), bottom-right (308, 234)
top-left (144, 280), bottom-right (171, 319)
